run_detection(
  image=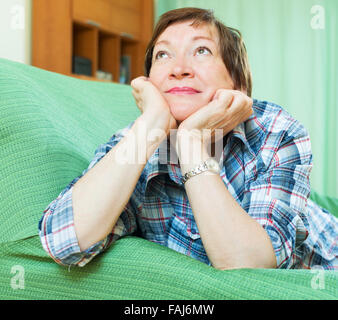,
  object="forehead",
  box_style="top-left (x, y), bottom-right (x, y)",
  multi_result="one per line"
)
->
top-left (156, 20), bottom-right (219, 45)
